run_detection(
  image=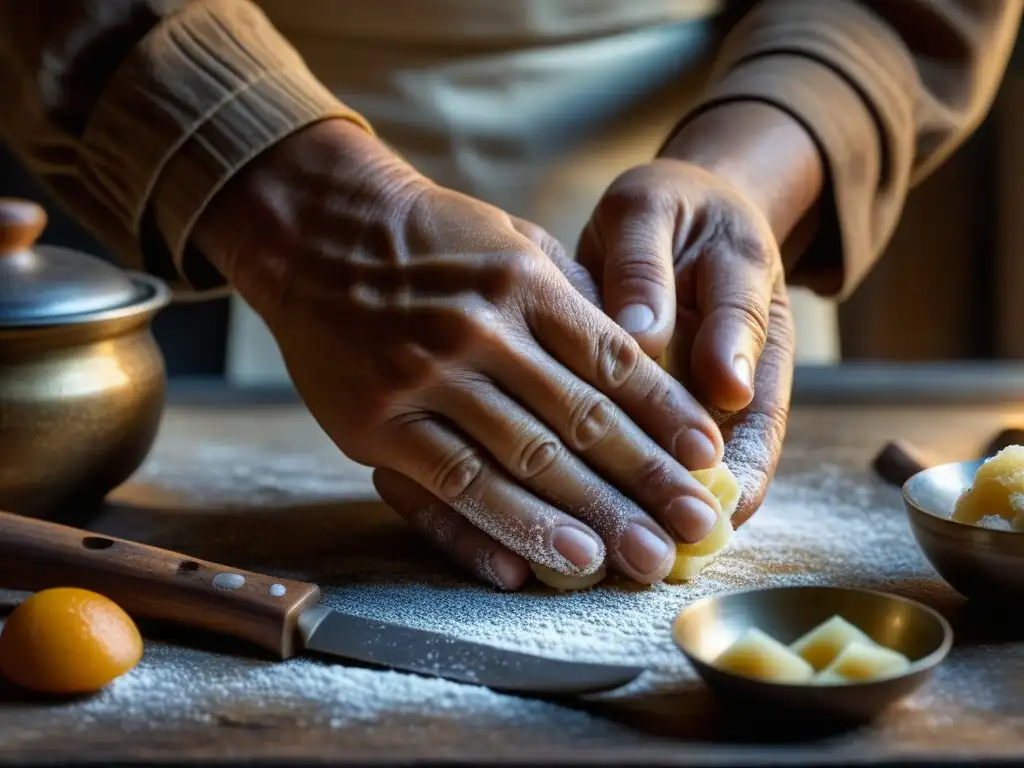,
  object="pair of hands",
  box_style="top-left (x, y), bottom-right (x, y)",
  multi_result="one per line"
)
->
top-left (195, 118), bottom-right (796, 591)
